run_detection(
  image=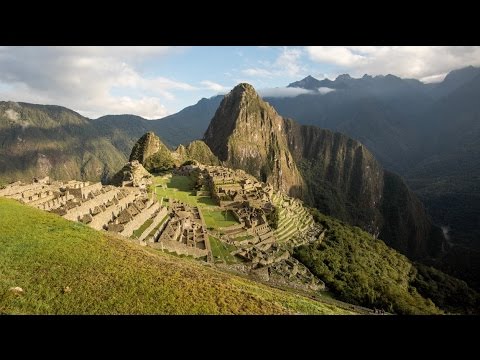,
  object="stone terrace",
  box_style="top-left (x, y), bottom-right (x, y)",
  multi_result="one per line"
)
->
top-left (0, 177), bottom-right (171, 248)
top-left (148, 199), bottom-right (212, 261)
